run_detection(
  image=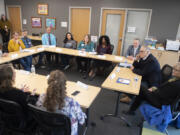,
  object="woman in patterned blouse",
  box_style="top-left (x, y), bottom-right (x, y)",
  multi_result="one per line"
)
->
top-left (36, 70), bottom-right (86, 135)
